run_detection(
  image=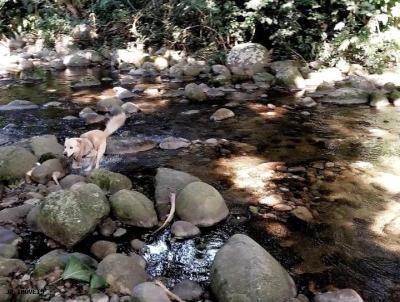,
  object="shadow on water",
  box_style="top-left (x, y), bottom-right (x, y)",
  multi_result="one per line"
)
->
top-left (2, 68), bottom-right (400, 301)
